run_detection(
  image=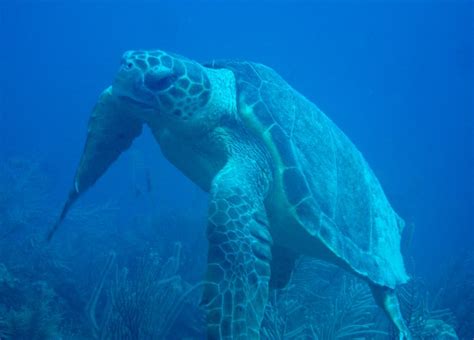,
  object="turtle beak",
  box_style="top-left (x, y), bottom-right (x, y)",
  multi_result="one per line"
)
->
top-left (47, 86), bottom-right (143, 242)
